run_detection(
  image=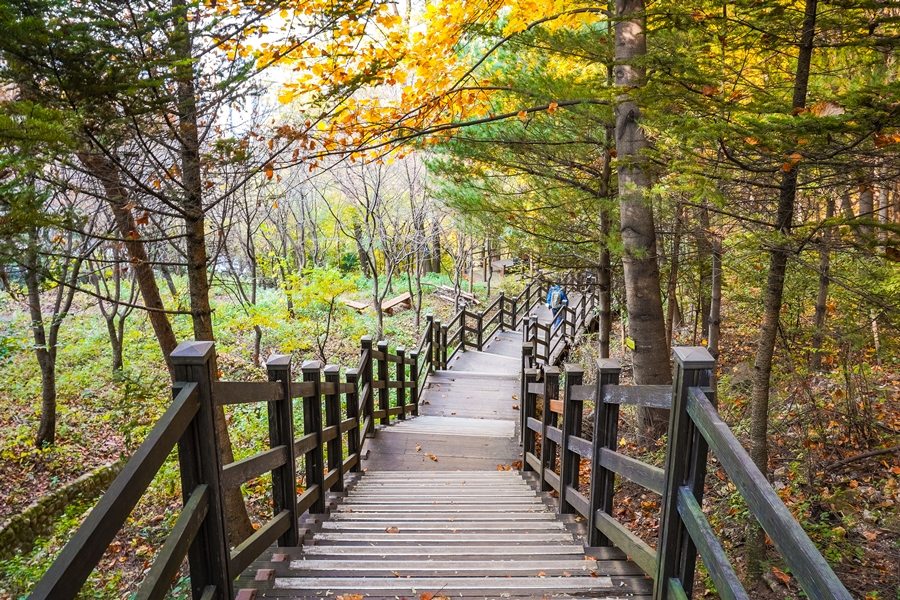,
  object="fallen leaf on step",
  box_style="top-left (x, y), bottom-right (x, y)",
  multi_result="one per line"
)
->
top-left (428, 454), bottom-right (438, 461)
top-left (538, 571), bottom-right (546, 578)
top-left (511, 395), bottom-right (518, 400)
top-left (415, 443), bottom-right (421, 452)
top-left (420, 594), bottom-right (435, 600)
top-left (393, 570), bottom-right (401, 577)
top-left (423, 401), bottom-right (430, 405)
top-left (385, 526), bottom-right (400, 533)
top-left (337, 596), bottom-right (364, 600)
top-left (563, 571), bottom-right (571, 577)
top-left (451, 411), bottom-right (456, 415)
top-left (585, 555), bottom-right (596, 561)
top-left (512, 405), bottom-right (519, 410)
